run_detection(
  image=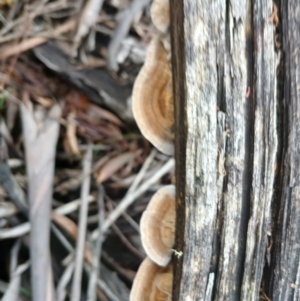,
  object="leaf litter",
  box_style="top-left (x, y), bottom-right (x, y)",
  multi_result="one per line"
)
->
top-left (0, 0), bottom-right (173, 300)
